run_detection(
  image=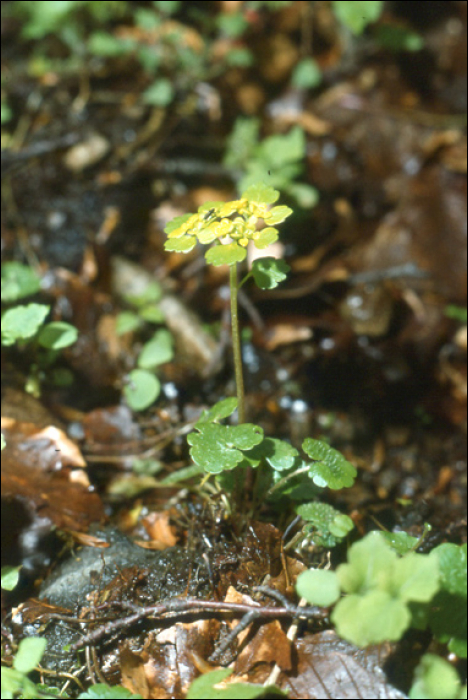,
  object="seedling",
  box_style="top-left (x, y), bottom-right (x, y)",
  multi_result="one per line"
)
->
top-left (164, 182), bottom-right (357, 514)
top-left (115, 279), bottom-right (174, 411)
top-left (1, 262), bottom-right (78, 396)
